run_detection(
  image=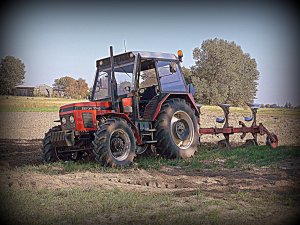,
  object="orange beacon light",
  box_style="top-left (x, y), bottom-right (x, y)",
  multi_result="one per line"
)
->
top-left (177, 50), bottom-right (183, 62)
